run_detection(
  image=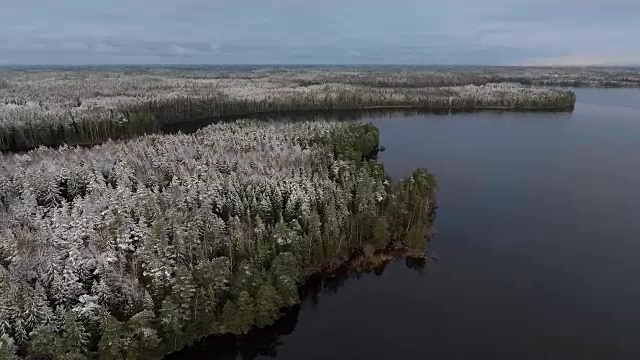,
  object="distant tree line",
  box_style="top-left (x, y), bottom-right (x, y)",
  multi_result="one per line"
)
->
top-left (0, 68), bottom-right (576, 151)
